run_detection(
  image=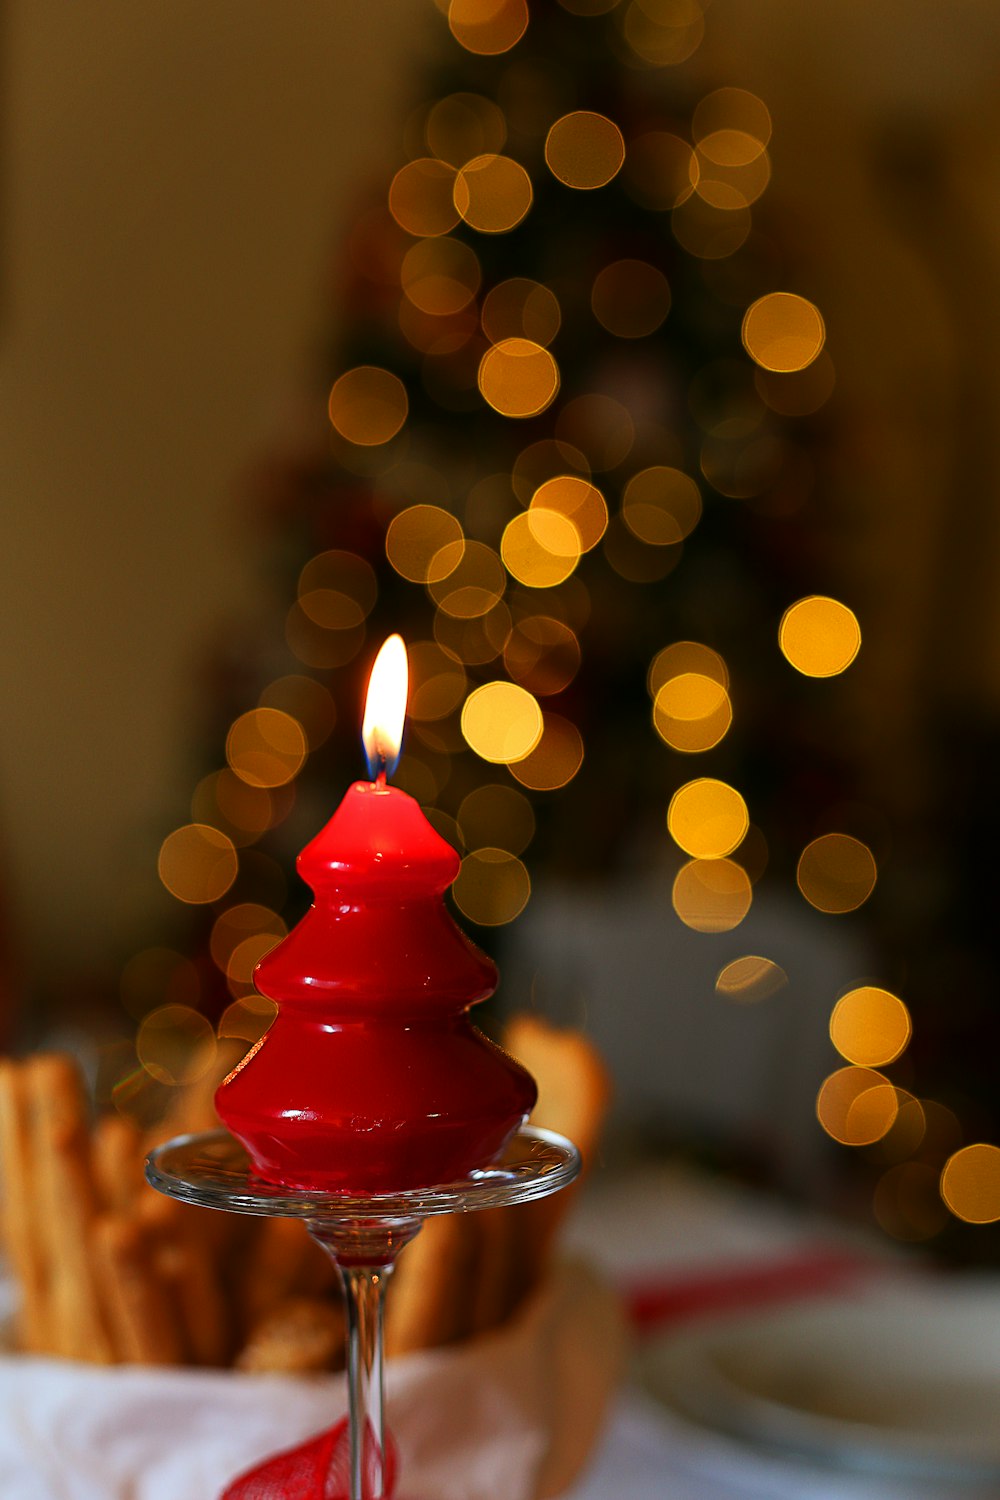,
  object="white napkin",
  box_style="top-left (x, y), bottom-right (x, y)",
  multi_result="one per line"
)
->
top-left (0, 1260), bottom-right (626, 1500)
